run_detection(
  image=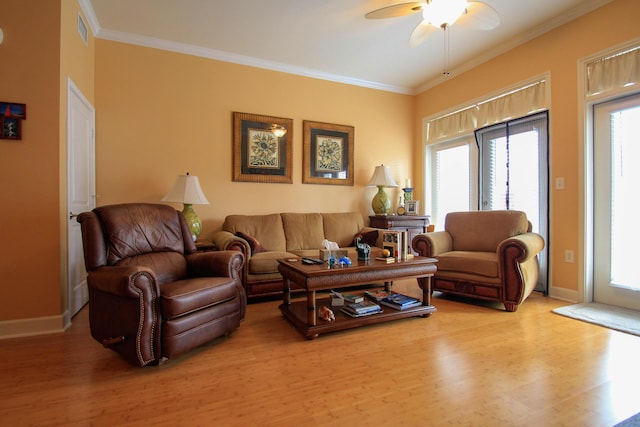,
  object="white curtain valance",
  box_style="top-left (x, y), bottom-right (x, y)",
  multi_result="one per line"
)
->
top-left (587, 47), bottom-right (640, 97)
top-left (426, 80), bottom-right (547, 144)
